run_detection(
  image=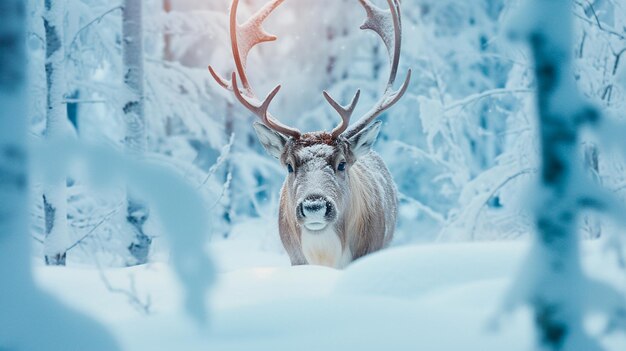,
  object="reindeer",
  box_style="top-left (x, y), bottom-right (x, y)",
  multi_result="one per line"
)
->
top-left (209, 0), bottom-right (411, 268)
